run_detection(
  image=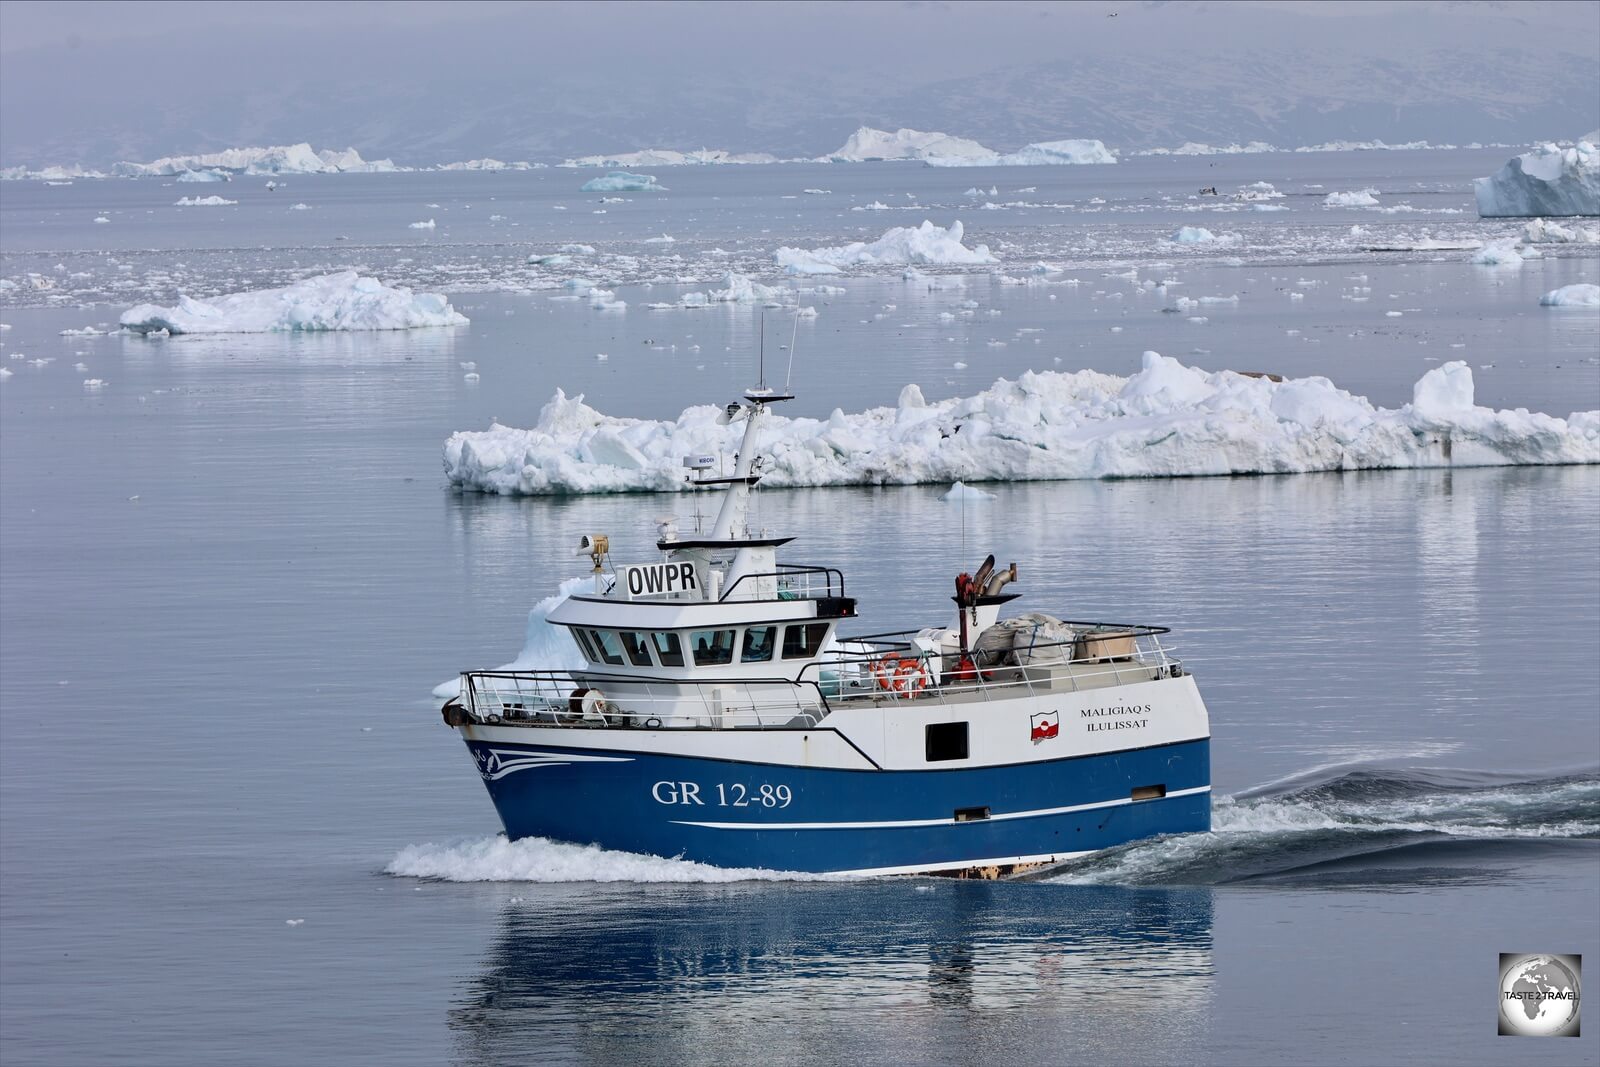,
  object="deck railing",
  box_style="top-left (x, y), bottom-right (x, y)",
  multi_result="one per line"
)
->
top-left (451, 622), bottom-right (1182, 729)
